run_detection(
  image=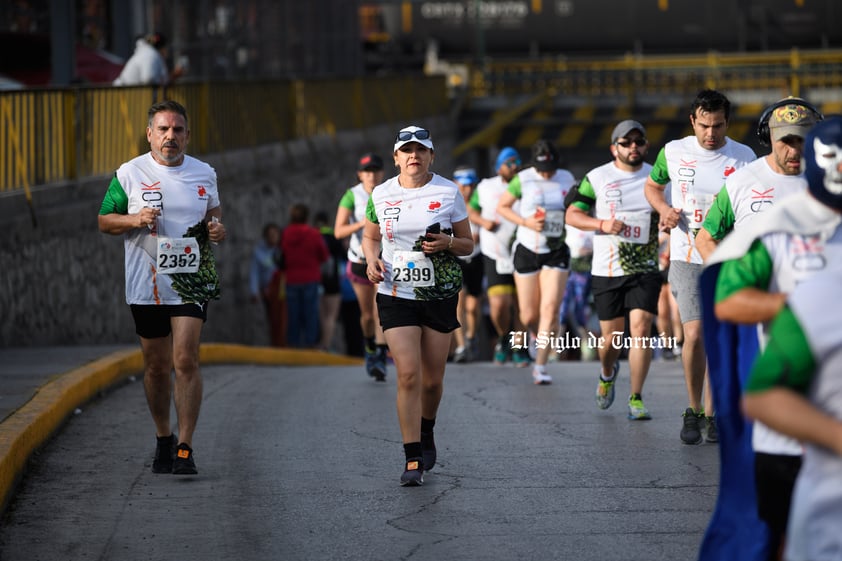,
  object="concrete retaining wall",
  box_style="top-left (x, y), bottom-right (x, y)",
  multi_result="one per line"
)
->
top-left (1, 117), bottom-right (457, 347)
